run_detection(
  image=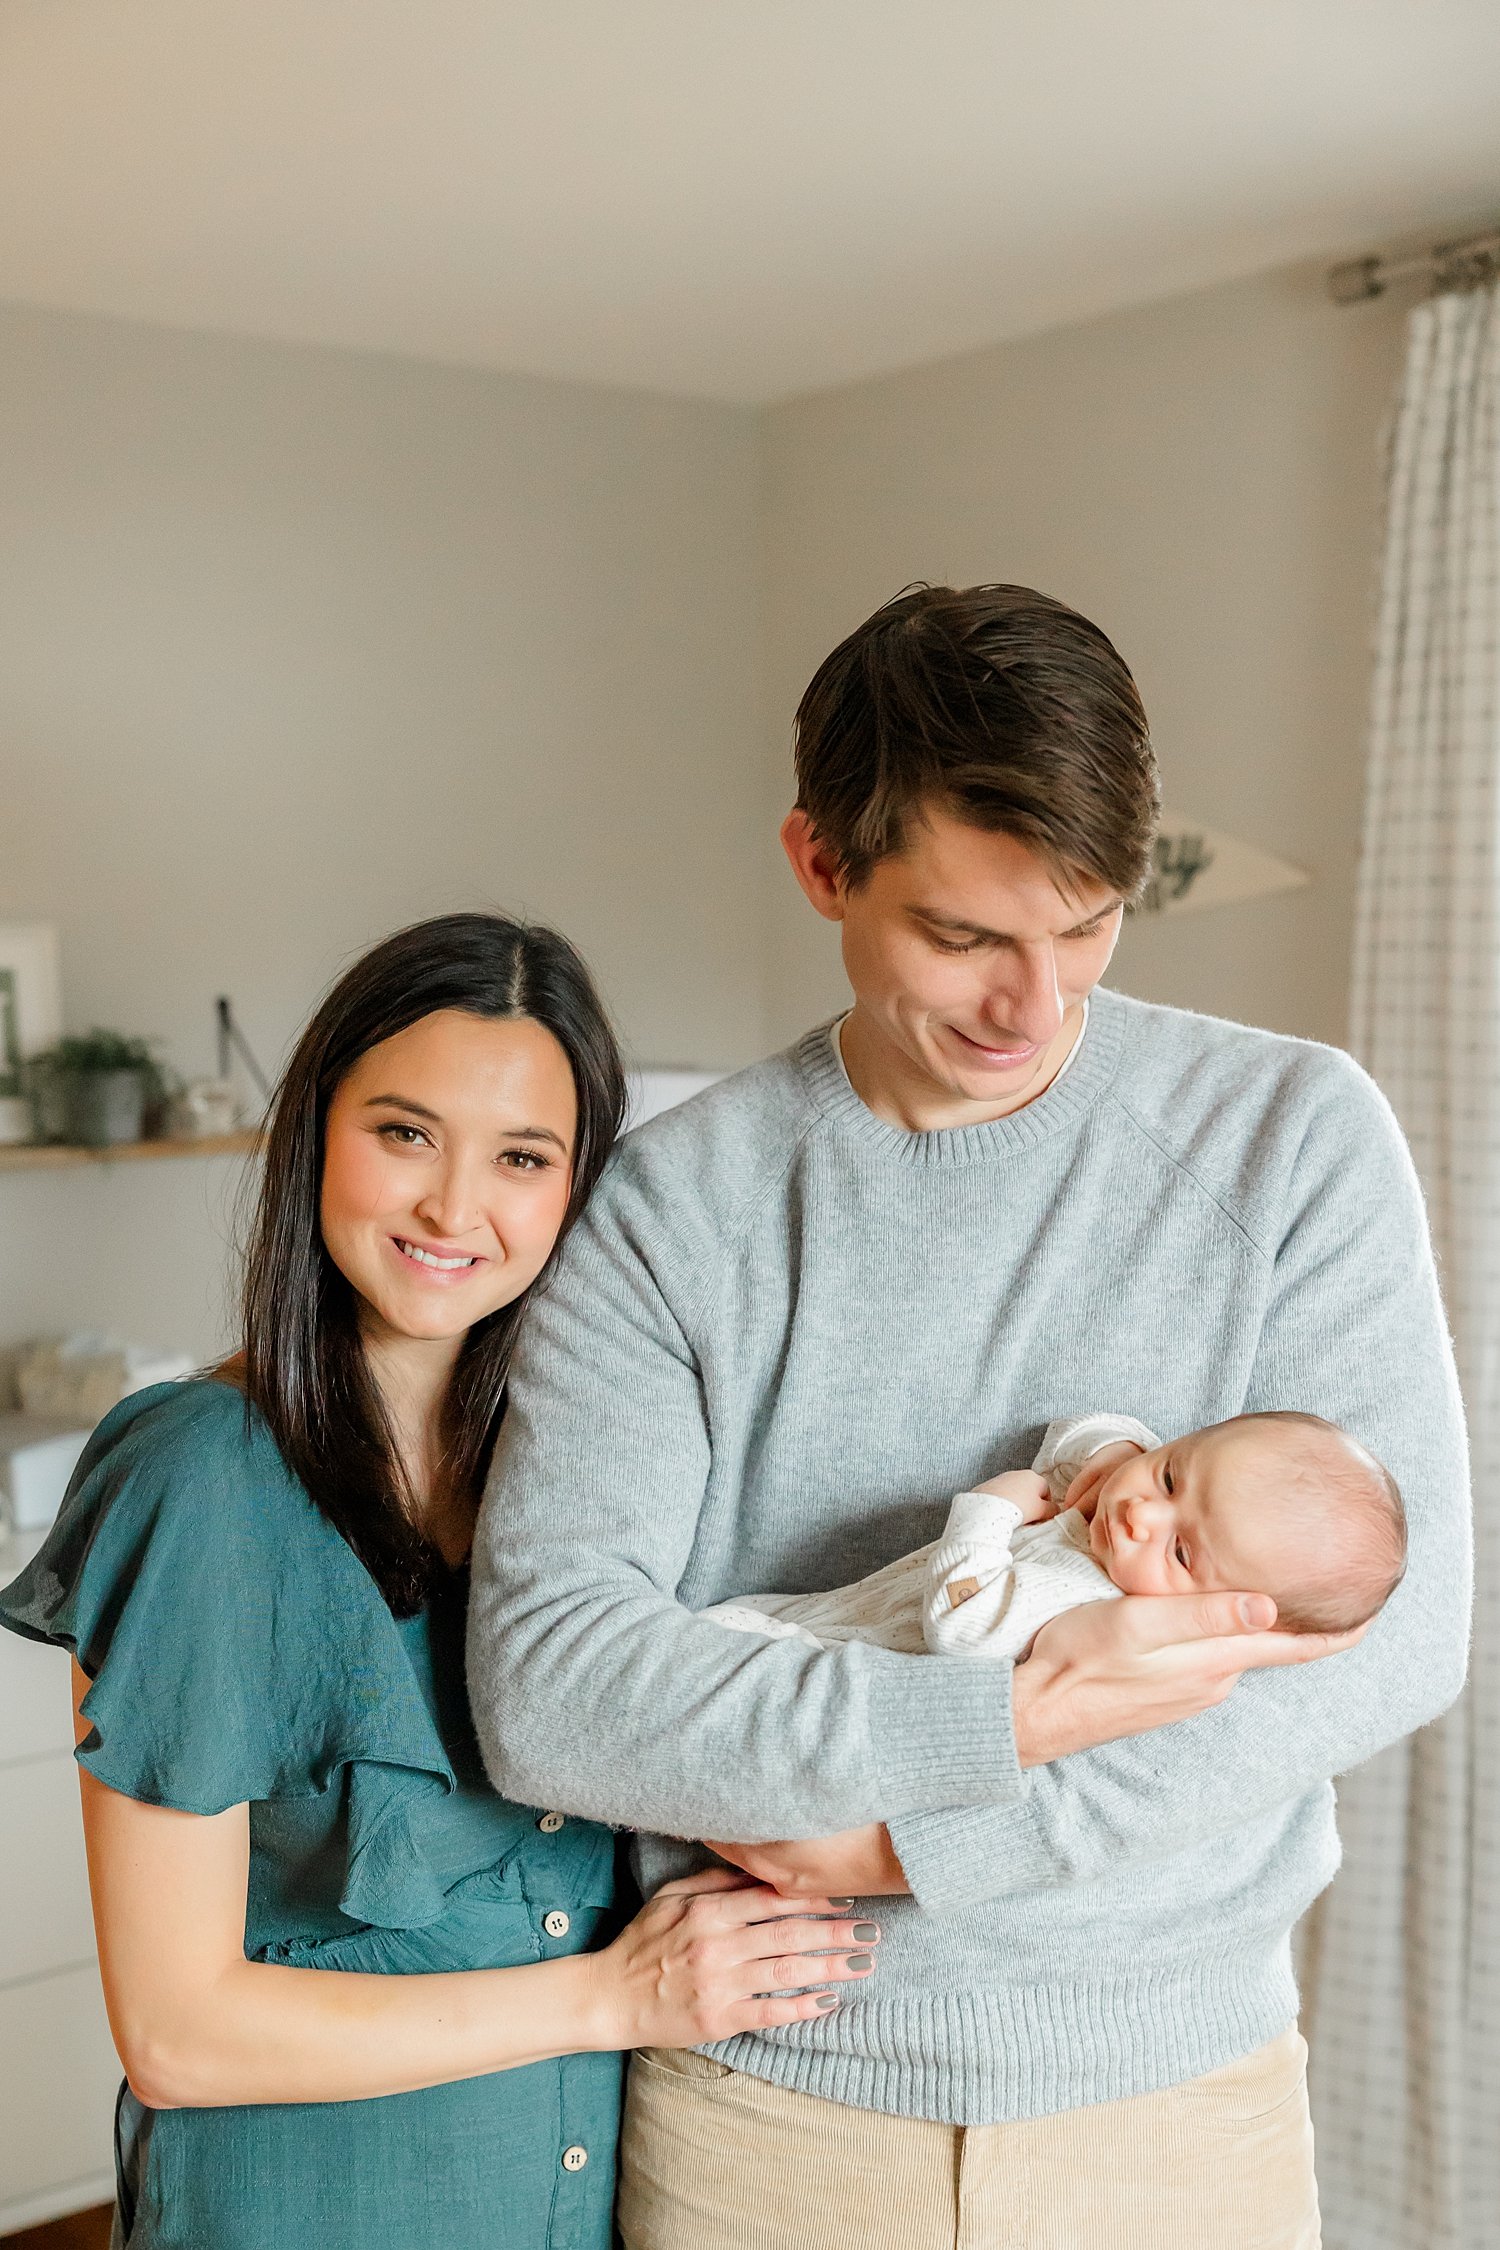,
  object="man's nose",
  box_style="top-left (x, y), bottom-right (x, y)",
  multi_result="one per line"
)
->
top-left (984, 946), bottom-right (1064, 1046)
